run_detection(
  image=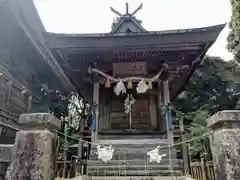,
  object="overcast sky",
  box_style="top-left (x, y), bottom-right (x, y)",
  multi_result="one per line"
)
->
top-left (34, 0), bottom-right (233, 60)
